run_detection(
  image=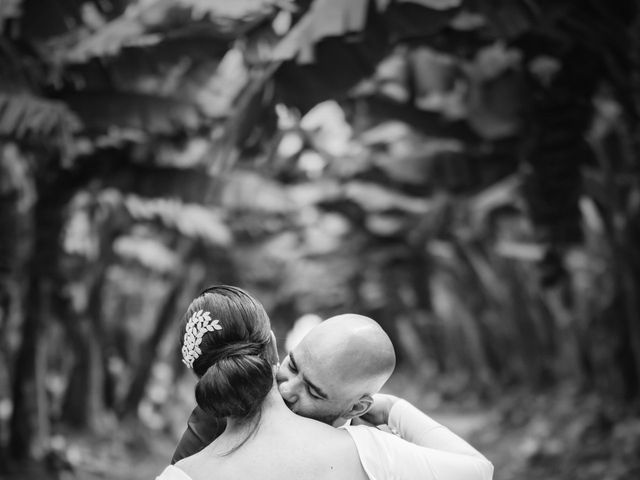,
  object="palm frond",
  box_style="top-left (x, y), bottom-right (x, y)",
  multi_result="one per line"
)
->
top-left (61, 11), bottom-right (146, 63)
top-left (68, 40), bottom-right (229, 103)
top-left (114, 235), bottom-right (181, 273)
top-left (272, 0), bottom-right (370, 63)
top-left (177, 0), bottom-right (279, 35)
top-left (344, 181), bottom-right (432, 214)
top-left (0, 93), bottom-right (81, 143)
top-left (123, 195), bottom-right (232, 246)
top-left (62, 91), bottom-right (200, 135)
top-left (353, 95), bottom-right (480, 142)
top-left (221, 171), bottom-right (292, 213)
top-left (53, 0), bottom-right (279, 63)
